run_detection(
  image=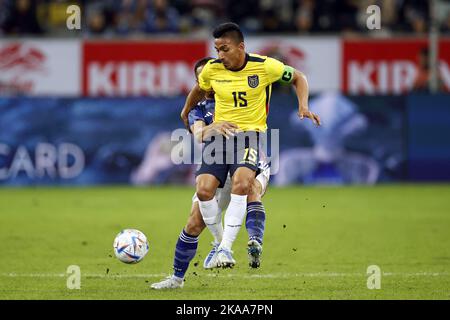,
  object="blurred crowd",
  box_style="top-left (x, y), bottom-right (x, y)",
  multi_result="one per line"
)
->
top-left (1, 0), bottom-right (449, 37)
